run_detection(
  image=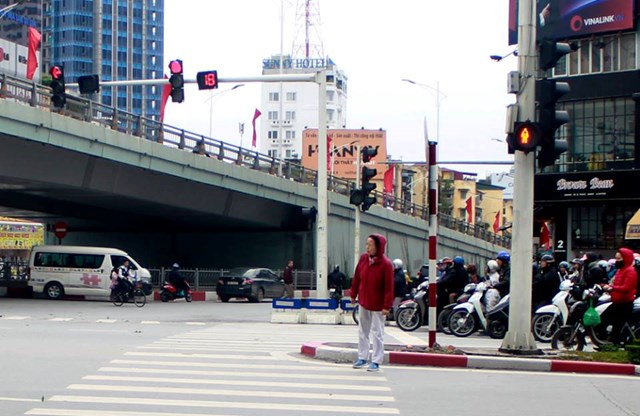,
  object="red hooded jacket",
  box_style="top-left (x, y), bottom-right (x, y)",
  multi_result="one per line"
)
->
top-left (611, 247), bottom-right (638, 304)
top-left (350, 234), bottom-right (394, 311)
